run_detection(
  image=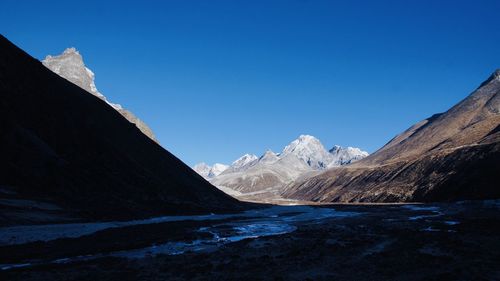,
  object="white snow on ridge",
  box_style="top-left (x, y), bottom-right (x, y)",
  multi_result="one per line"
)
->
top-left (281, 135), bottom-right (333, 170)
top-left (231, 154), bottom-right (258, 170)
top-left (193, 135), bottom-right (369, 186)
top-left (259, 150), bottom-right (280, 164)
top-left (193, 162), bottom-right (229, 179)
top-left (328, 145), bottom-right (369, 167)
